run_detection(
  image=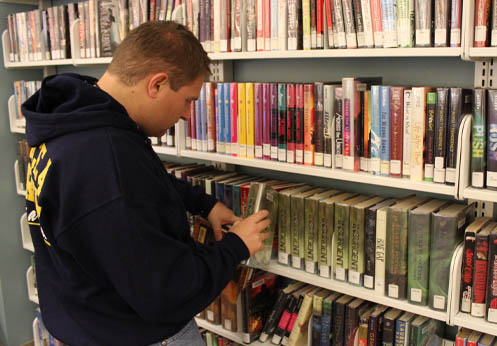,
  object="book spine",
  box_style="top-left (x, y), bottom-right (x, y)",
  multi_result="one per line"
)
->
top-left (380, 86), bottom-right (391, 177)
top-left (278, 83), bottom-right (287, 162)
top-left (231, 83), bottom-right (239, 157)
top-left (335, 87), bottom-right (344, 168)
top-left (381, 0), bottom-right (397, 47)
top-left (474, 0), bottom-right (491, 47)
top-left (295, 84), bottom-right (305, 164)
top-left (363, 91), bottom-right (371, 172)
top-left (408, 212), bottom-right (430, 305)
top-left (424, 92), bottom-right (436, 182)
top-left (361, 0), bottom-right (374, 47)
top-left (472, 89), bottom-right (487, 188)
top-left (216, 84), bottom-right (225, 153)
top-left (415, 0), bottom-right (432, 46)
top-left (357, 87), bottom-right (366, 171)
top-left (206, 83), bottom-right (216, 152)
top-left (270, 0), bottom-right (279, 50)
top-left (410, 87), bottom-right (427, 182)
top-left (291, 195), bottom-right (305, 269)
top-left (434, 88), bottom-right (449, 183)
top-left (450, 0), bottom-right (462, 46)
top-left (342, 0), bottom-right (358, 48)
top-left (272, 296), bottom-right (297, 344)
top-left (394, 320), bottom-right (407, 346)
top-left (287, 0), bottom-right (300, 50)
top-left (349, 206), bottom-right (366, 285)
top-left (390, 87), bottom-right (404, 177)
top-left (278, 0), bottom-right (288, 50)
top-left (488, 90), bottom-right (497, 190)
top-left (334, 300), bottom-right (346, 346)
top-left (334, 204), bottom-right (349, 281)
top-left (259, 291), bottom-right (288, 342)
top-left (282, 295), bottom-right (304, 345)
top-left (321, 298), bottom-right (333, 346)
top-left (238, 83), bottom-right (247, 157)
top-left (263, 83), bottom-right (271, 159)
top-left (370, 85), bottom-right (381, 175)
top-left (446, 88), bottom-right (462, 185)
top-left (354, 0), bottom-right (365, 47)
top-left (270, 83), bottom-right (279, 160)
top-left (364, 208), bottom-right (377, 289)
top-left (461, 229), bottom-right (477, 313)
top-left (343, 78), bottom-right (358, 171)
top-left (333, 0), bottom-right (347, 48)
top-left (323, 85), bottom-right (335, 168)
top-left (200, 84), bottom-right (208, 152)
top-left (311, 0), bottom-right (317, 49)
top-left (287, 83), bottom-right (297, 163)
top-left (224, 83), bottom-right (231, 154)
top-left (402, 89), bottom-right (412, 177)
top-left (256, 0), bottom-right (263, 50)
top-left (246, 83), bottom-right (256, 158)
top-left (375, 208), bottom-right (387, 295)
top-left (247, 0), bottom-right (257, 51)
top-left (278, 192), bottom-right (291, 265)
top-left (319, 200), bottom-right (333, 278)
top-left (255, 83), bottom-right (263, 158)
top-left (486, 231), bottom-right (497, 322)
top-left (304, 84), bottom-right (315, 165)
top-left (305, 197), bottom-right (319, 273)
top-left (370, 0), bottom-right (383, 47)
top-left (397, 0), bottom-right (414, 47)
top-left (471, 231), bottom-right (490, 317)
top-left (302, 0), bottom-right (311, 49)
top-left (314, 83), bottom-right (325, 166)
top-left (317, 0), bottom-right (324, 48)
top-left (434, 0), bottom-right (450, 47)
top-left (386, 209), bottom-right (408, 300)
